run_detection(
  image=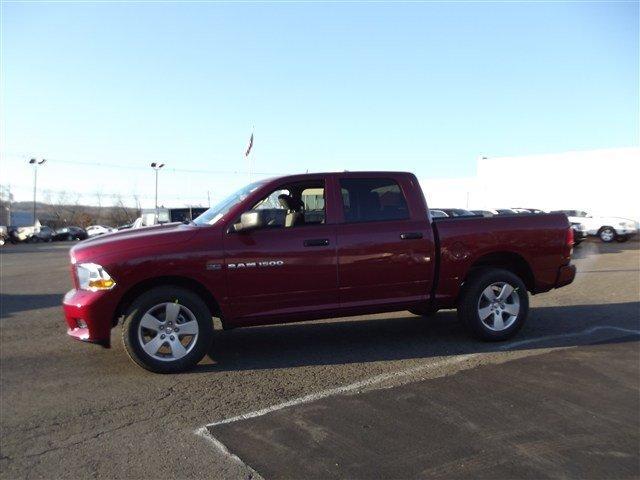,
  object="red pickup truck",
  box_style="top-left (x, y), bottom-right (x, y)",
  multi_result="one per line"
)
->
top-left (63, 172), bottom-right (575, 373)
